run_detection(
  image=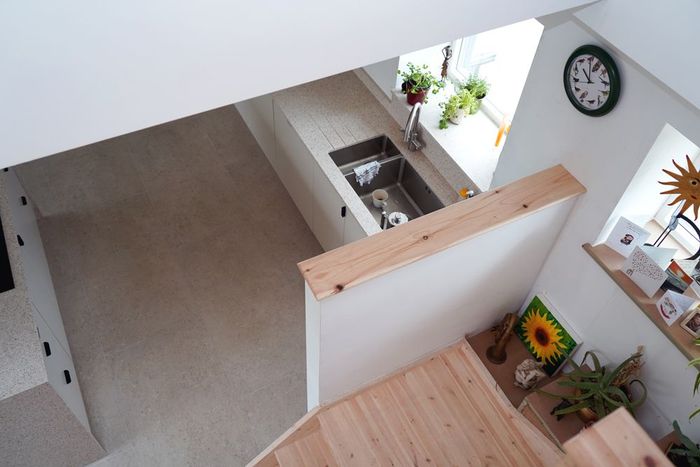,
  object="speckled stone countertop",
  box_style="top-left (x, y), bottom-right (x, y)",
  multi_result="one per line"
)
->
top-left (0, 176), bottom-right (47, 400)
top-left (274, 72), bottom-right (463, 235)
